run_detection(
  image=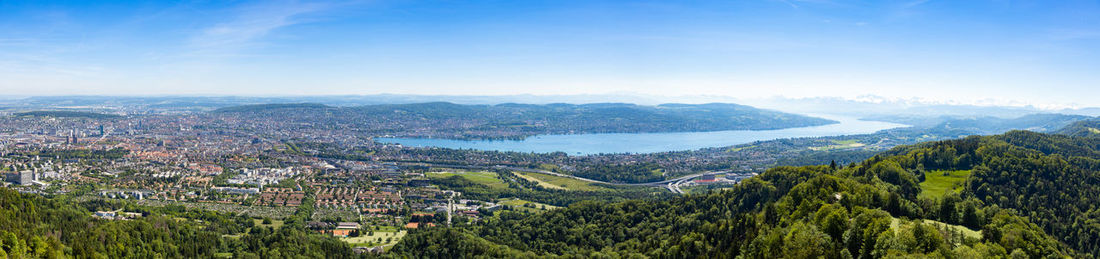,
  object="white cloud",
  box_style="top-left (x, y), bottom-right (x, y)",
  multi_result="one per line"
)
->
top-left (188, 1), bottom-right (344, 54)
